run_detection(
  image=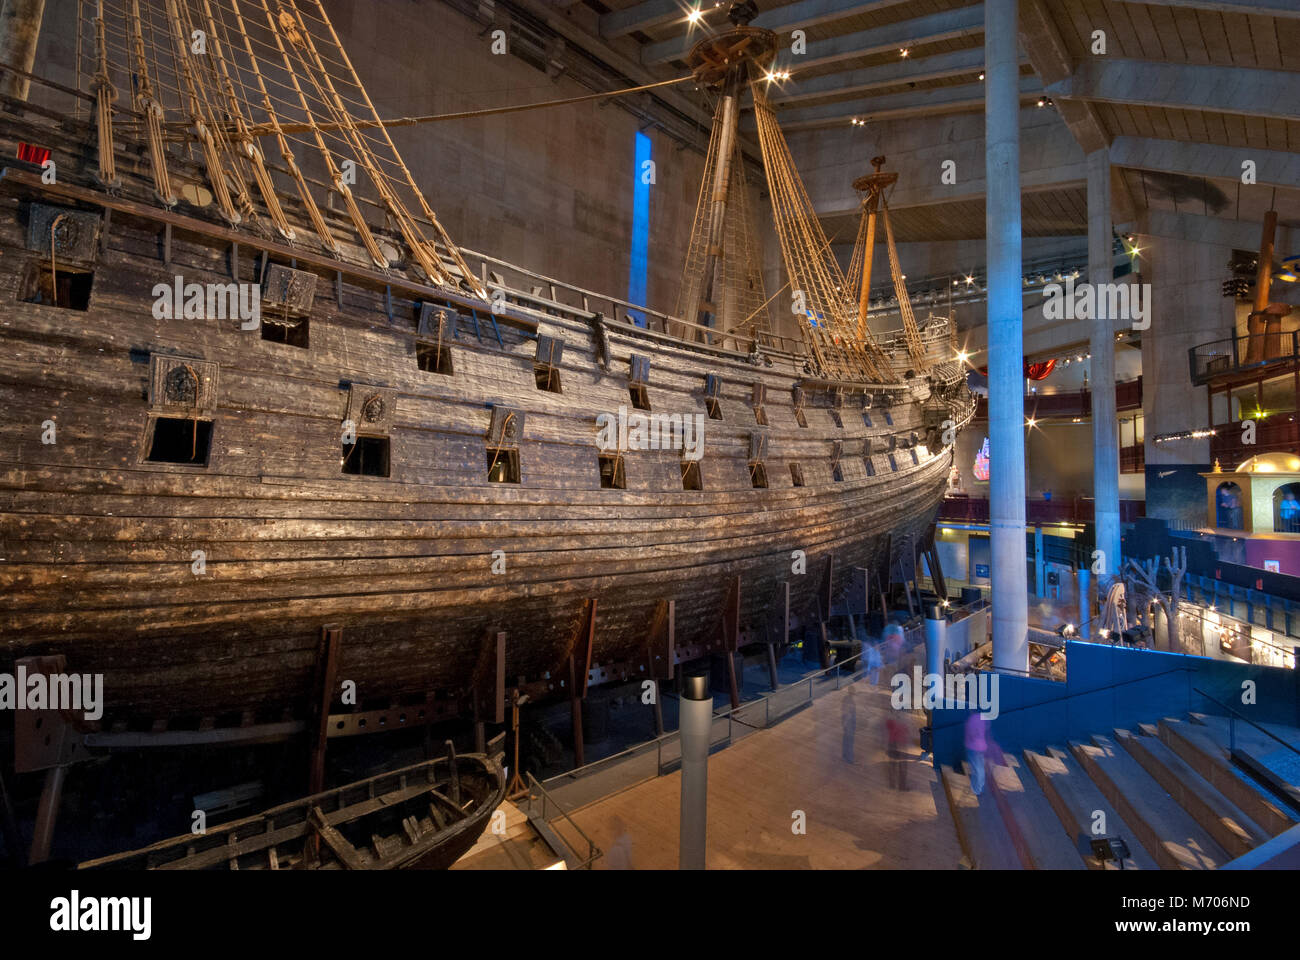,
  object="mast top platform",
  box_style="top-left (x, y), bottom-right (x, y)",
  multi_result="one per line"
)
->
top-left (852, 156), bottom-right (898, 198)
top-left (686, 26), bottom-right (778, 88)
